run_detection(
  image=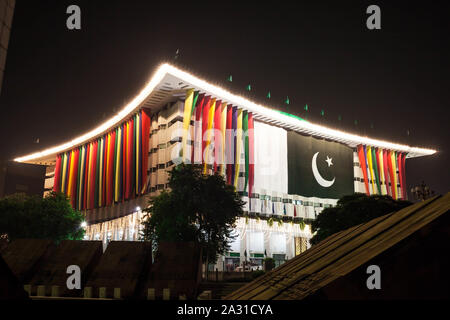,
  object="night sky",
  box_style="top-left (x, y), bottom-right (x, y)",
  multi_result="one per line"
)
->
top-left (0, 0), bottom-right (448, 196)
